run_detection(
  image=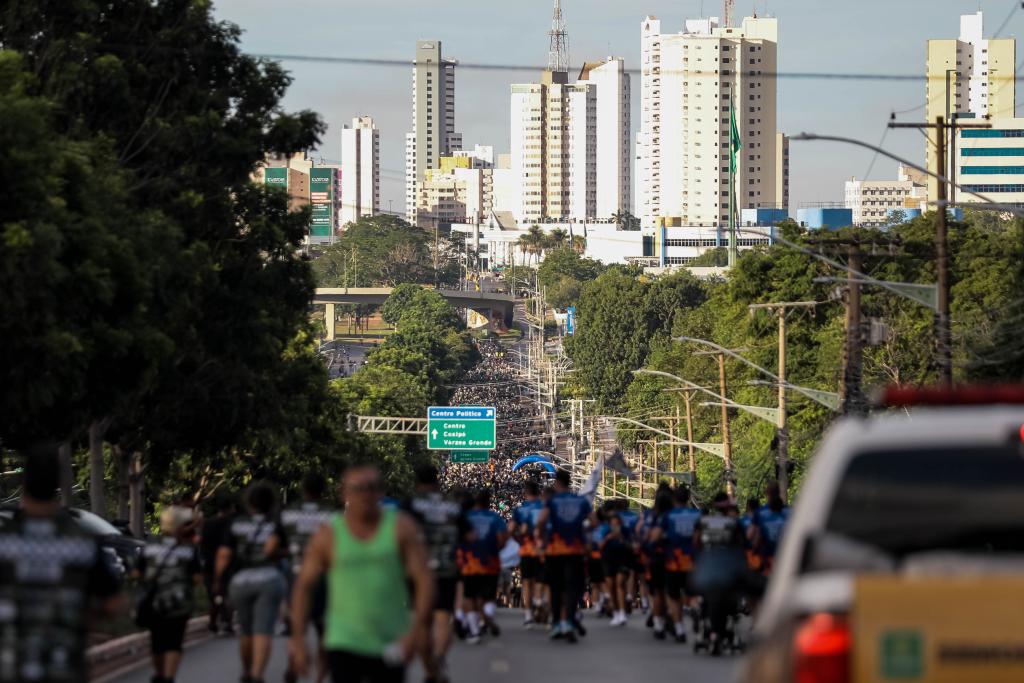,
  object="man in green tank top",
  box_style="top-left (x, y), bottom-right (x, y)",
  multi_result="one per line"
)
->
top-left (290, 463), bottom-right (434, 683)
